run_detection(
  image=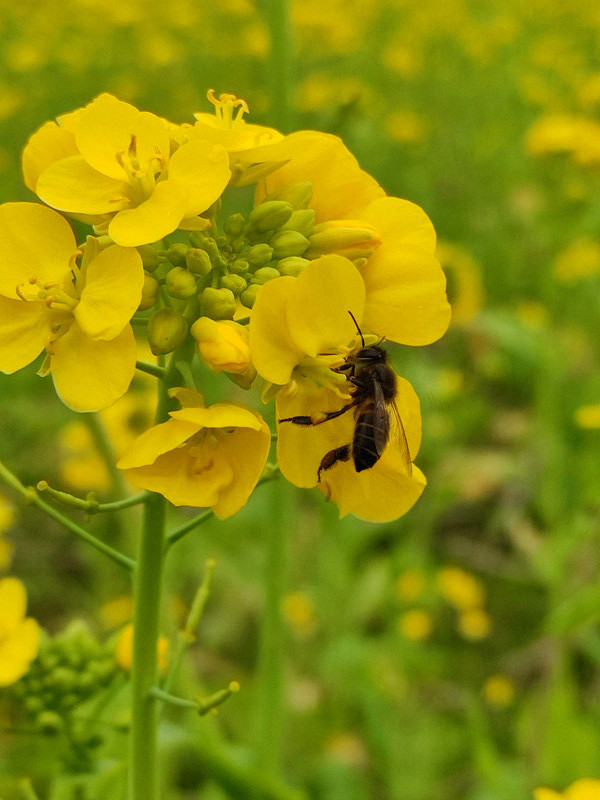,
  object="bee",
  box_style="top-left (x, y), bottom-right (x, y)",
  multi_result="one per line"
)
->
top-left (279, 313), bottom-right (412, 482)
